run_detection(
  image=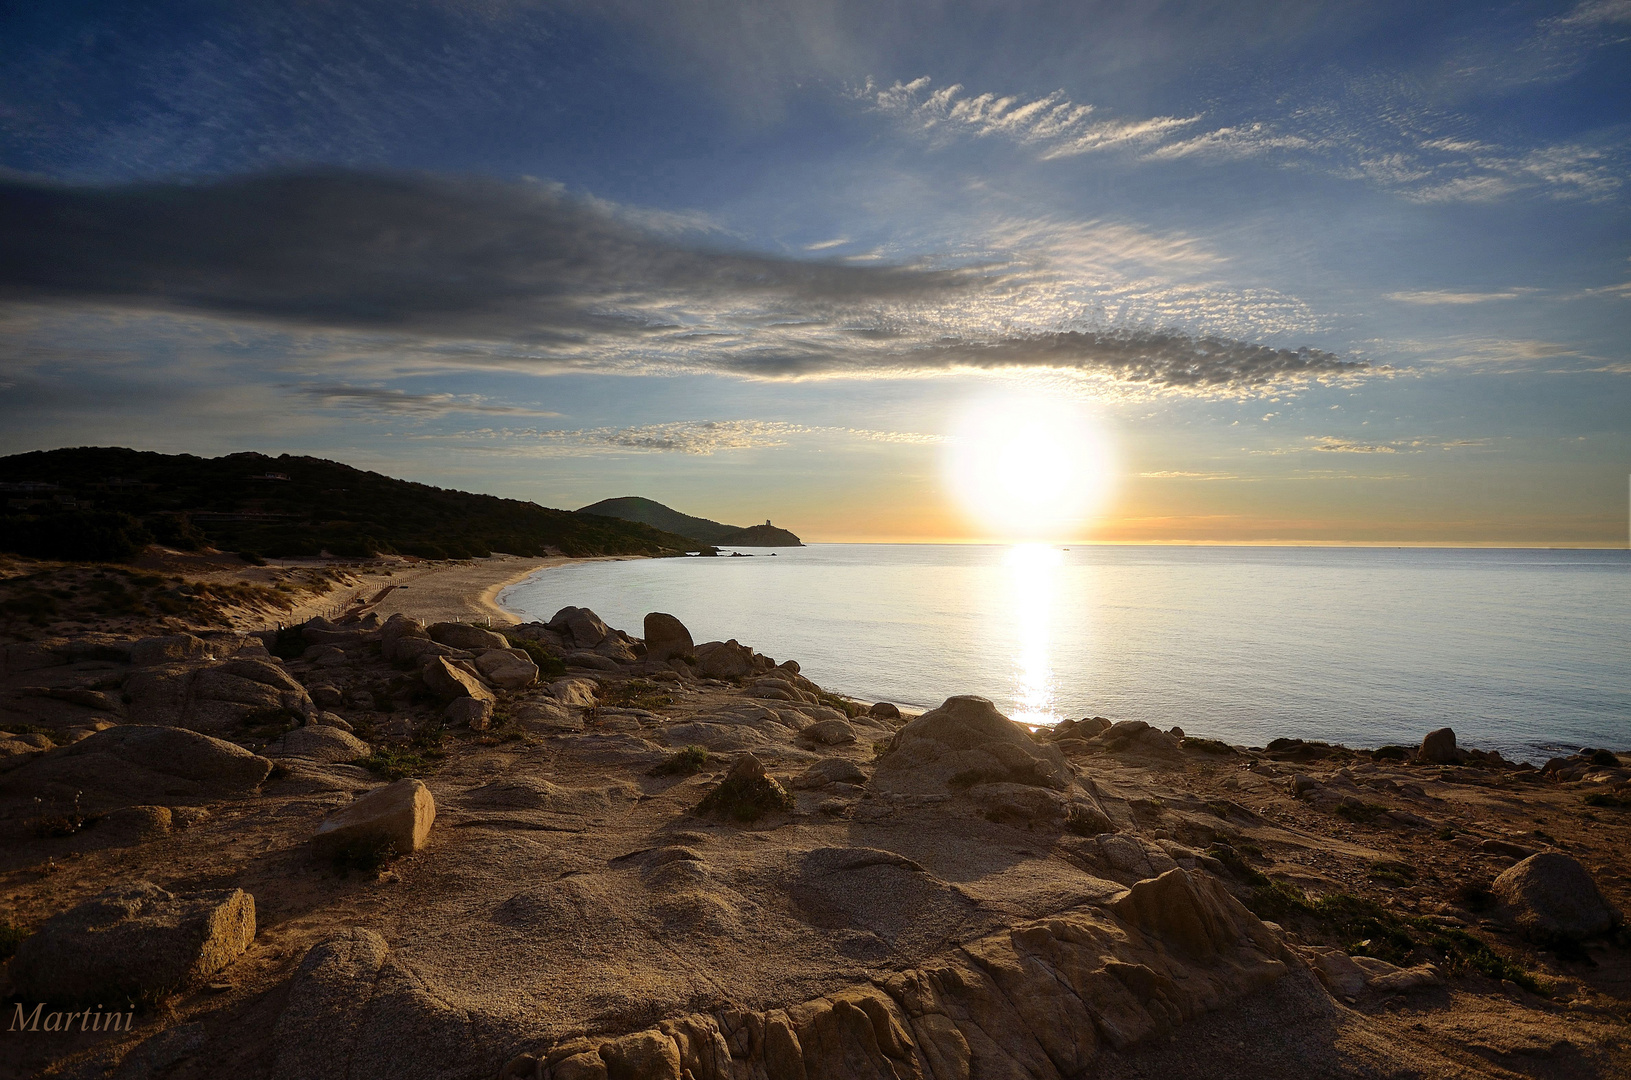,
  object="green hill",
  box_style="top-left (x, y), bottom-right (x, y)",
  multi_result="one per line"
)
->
top-left (0, 447), bottom-right (707, 561)
top-left (576, 496), bottom-right (803, 547)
